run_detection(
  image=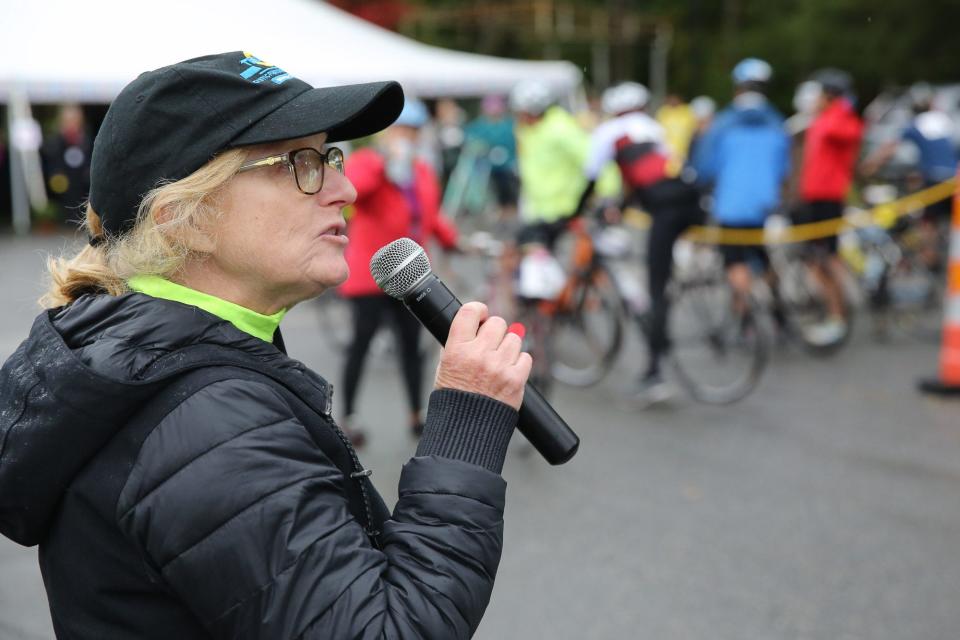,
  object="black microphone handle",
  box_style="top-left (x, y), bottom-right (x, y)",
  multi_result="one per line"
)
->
top-left (403, 273), bottom-right (580, 465)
